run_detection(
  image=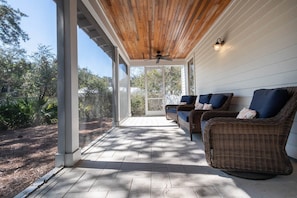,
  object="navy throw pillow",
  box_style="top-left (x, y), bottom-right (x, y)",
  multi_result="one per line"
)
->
top-left (187, 95), bottom-right (197, 104)
top-left (249, 89), bottom-right (289, 118)
top-left (180, 95), bottom-right (188, 103)
top-left (181, 95), bottom-right (197, 104)
top-left (199, 94), bottom-right (211, 104)
top-left (209, 94), bottom-right (227, 109)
